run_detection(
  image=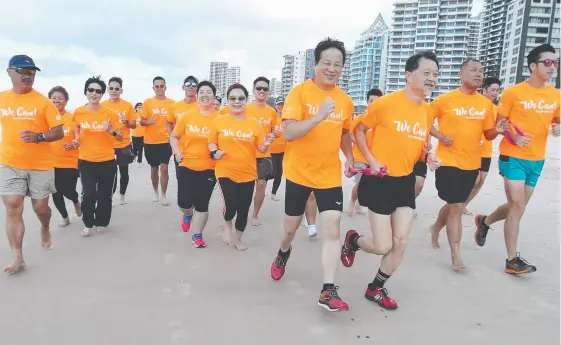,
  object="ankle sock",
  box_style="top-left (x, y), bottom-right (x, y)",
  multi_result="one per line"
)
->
top-left (370, 269), bottom-right (391, 289)
top-left (322, 283), bottom-right (335, 292)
